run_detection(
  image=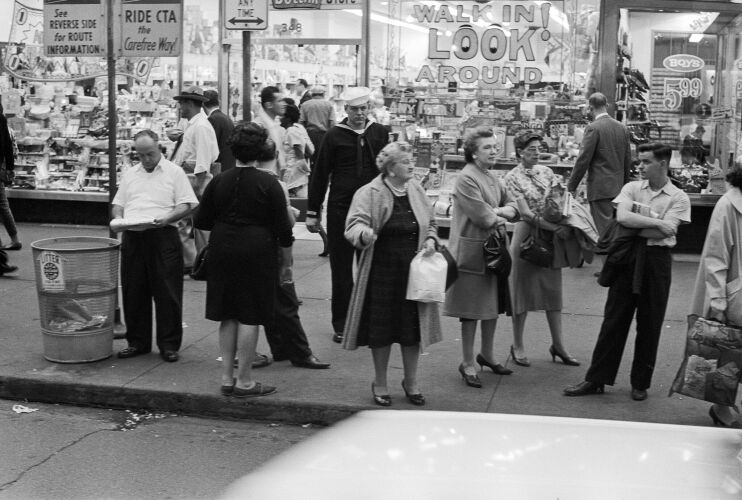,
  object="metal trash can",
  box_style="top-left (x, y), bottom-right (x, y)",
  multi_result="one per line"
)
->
top-left (31, 237), bottom-right (120, 363)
